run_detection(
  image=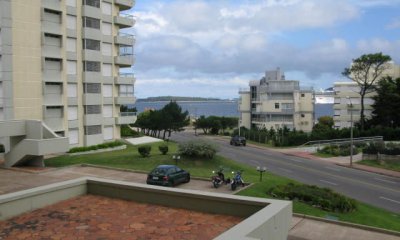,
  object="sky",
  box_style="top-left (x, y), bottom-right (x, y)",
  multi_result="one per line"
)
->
top-left (124, 0), bottom-right (400, 99)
